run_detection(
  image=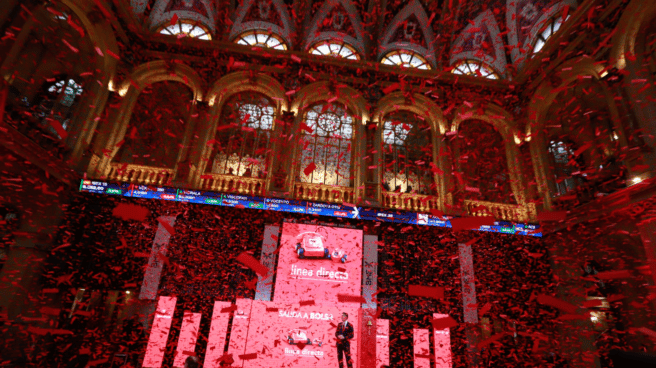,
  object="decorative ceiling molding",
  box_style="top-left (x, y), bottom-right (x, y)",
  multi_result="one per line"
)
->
top-left (378, 0), bottom-right (435, 66)
top-left (450, 9), bottom-right (507, 76)
top-left (230, 0), bottom-right (295, 47)
top-left (507, 0), bottom-right (577, 67)
top-left (149, 0), bottom-right (217, 33)
top-left (303, 0), bottom-right (366, 57)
